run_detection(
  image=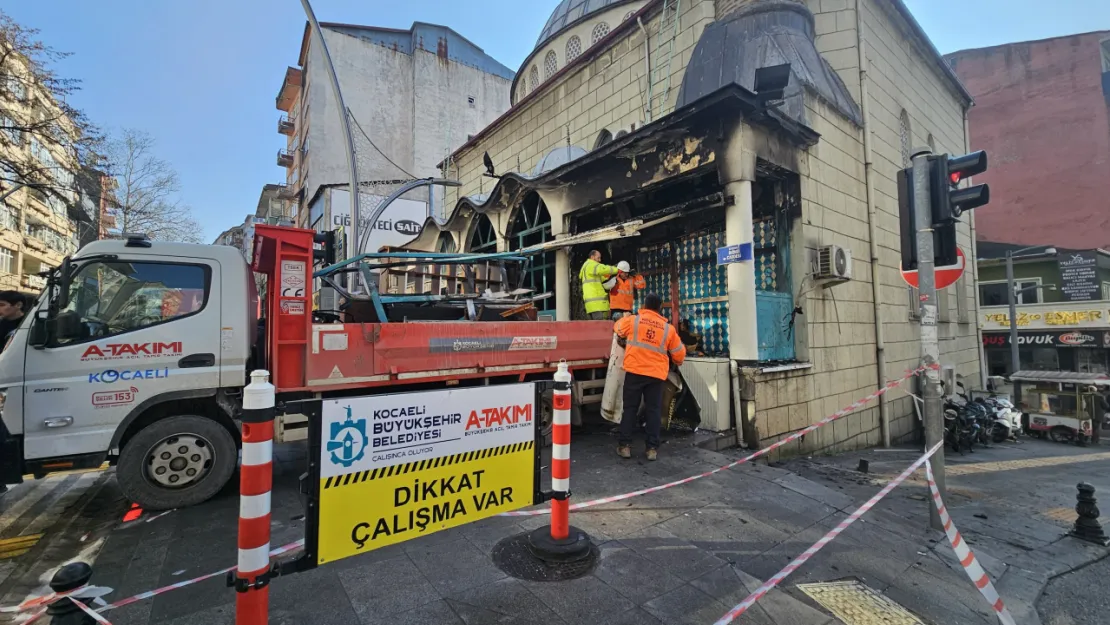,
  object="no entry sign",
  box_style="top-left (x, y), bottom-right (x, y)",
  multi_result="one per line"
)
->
top-left (901, 247), bottom-right (966, 290)
top-left (308, 384), bottom-right (541, 566)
